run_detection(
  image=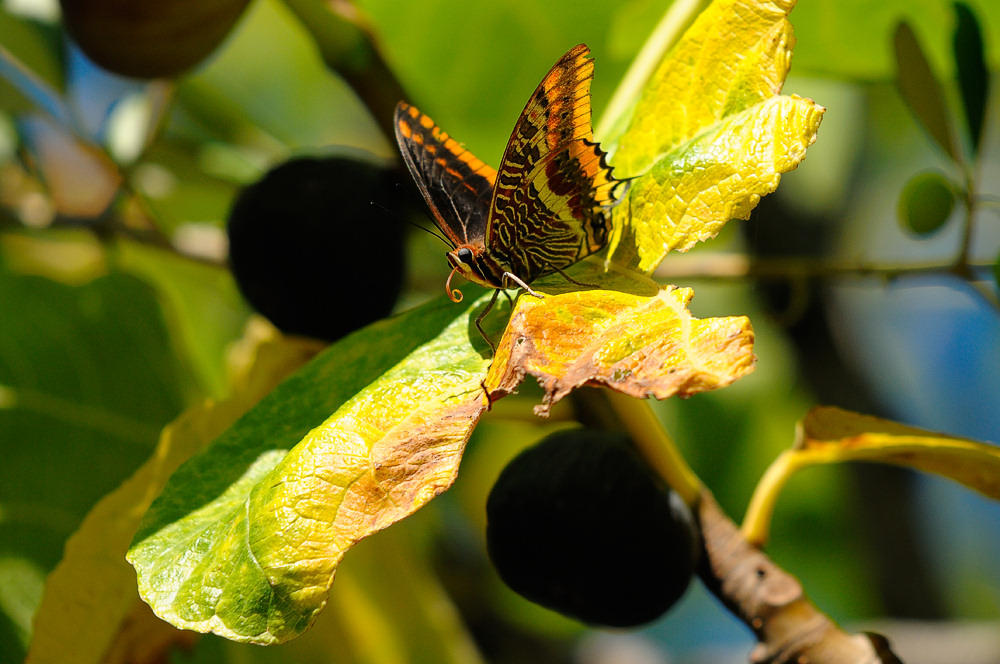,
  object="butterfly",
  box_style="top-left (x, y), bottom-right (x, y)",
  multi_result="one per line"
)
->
top-left (394, 44), bottom-right (623, 352)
